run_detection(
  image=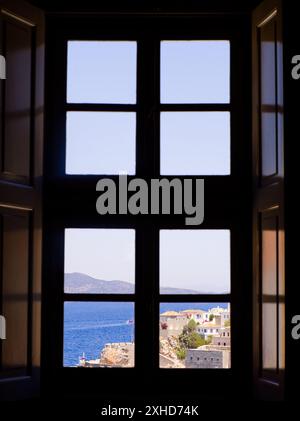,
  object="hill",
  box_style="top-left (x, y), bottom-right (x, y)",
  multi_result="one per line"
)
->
top-left (64, 272), bottom-right (200, 294)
